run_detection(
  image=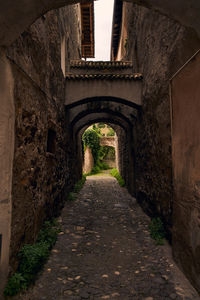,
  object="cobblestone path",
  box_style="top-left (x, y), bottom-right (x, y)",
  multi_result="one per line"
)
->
top-left (16, 174), bottom-right (200, 300)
